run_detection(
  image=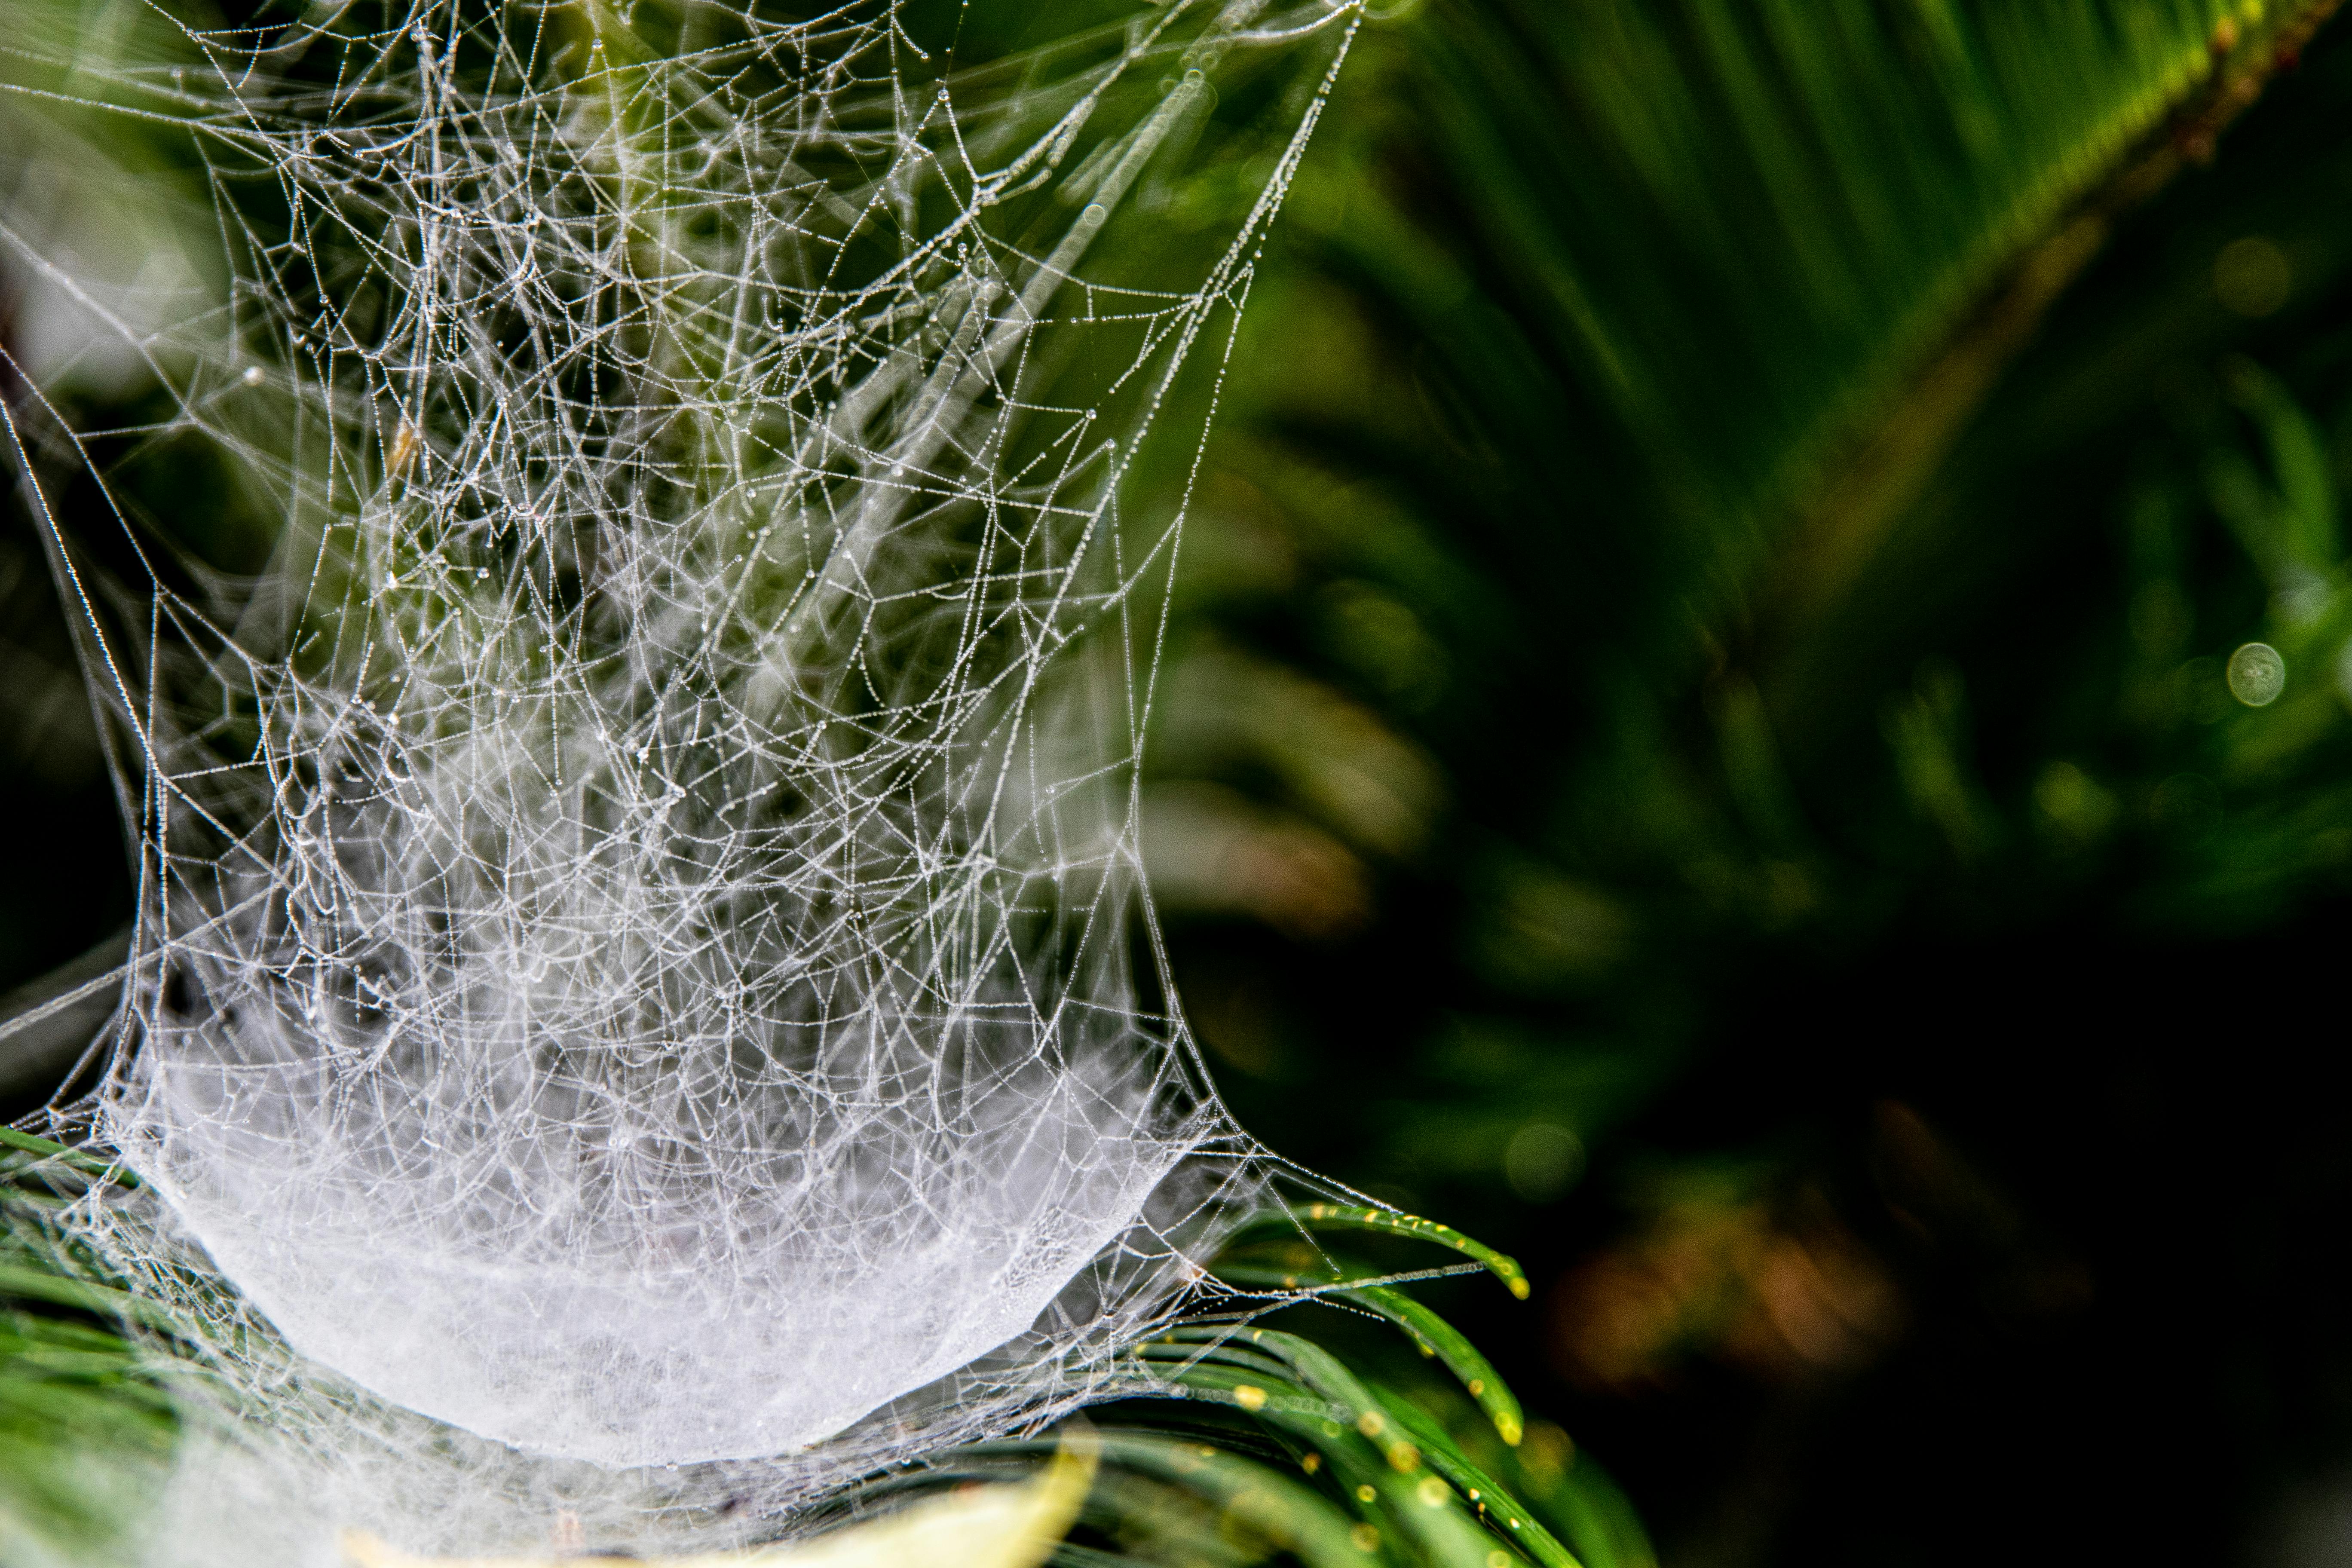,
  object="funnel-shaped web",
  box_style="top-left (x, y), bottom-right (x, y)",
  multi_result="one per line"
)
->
top-left (3, 0), bottom-right (1363, 1522)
